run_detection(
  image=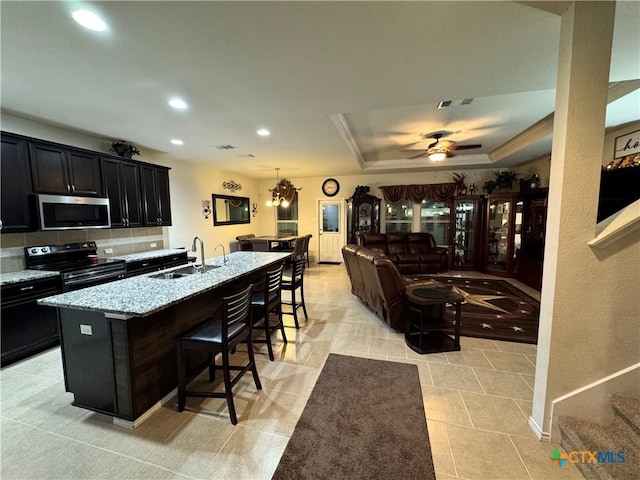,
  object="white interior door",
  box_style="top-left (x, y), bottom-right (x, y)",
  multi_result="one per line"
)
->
top-left (318, 199), bottom-right (344, 263)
